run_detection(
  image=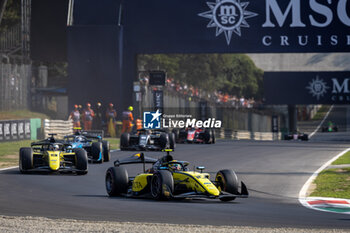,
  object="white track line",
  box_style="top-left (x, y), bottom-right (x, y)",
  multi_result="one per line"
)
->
top-left (299, 148), bottom-right (350, 209)
top-left (309, 105), bottom-right (334, 138)
top-left (0, 166), bottom-right (18, 172)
